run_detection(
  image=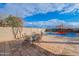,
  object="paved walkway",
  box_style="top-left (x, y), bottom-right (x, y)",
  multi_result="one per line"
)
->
top-left (0, 40), bottom-right (56, 56)
top-left (0, 35), bottom-right (79, 56)
top-left (34, 35), bottom-right (79, 56)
